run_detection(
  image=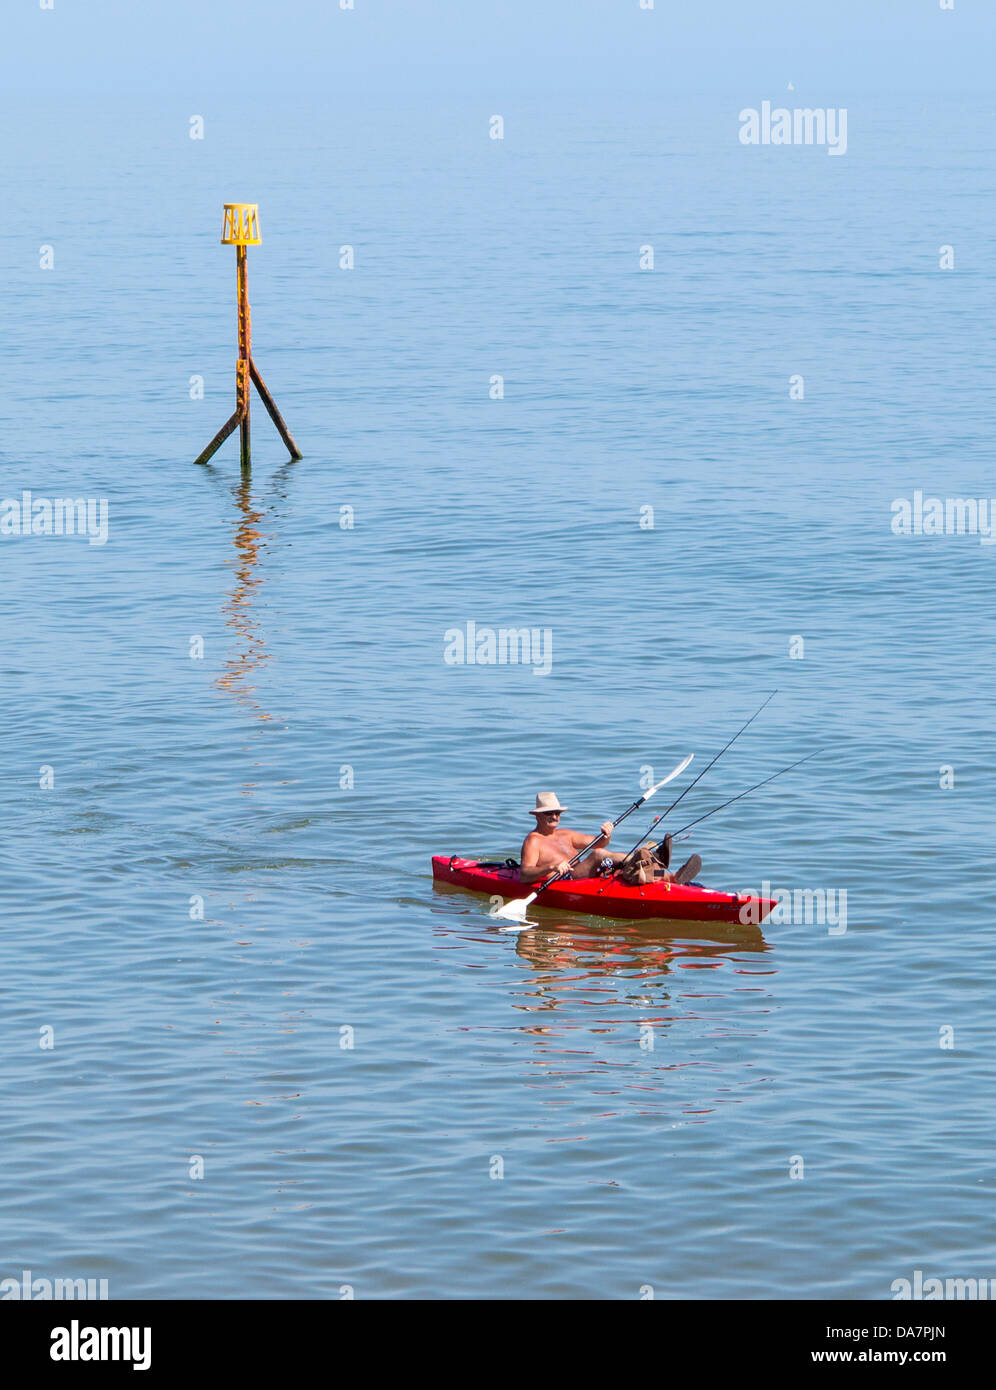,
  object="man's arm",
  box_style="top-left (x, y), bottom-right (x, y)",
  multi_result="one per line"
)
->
top-left (571, 822), bottom-right (614, 851)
